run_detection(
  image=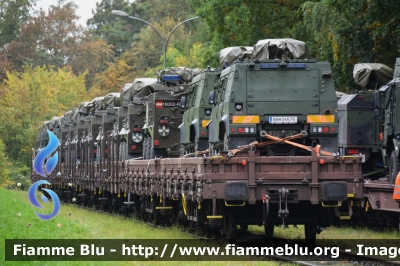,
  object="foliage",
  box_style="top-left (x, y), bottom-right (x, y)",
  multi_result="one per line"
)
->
top-left (0, 3), bottom-right (114, 89)
top-left (294, 0), bottom-right (400, 91)
top-left (188, 0), bottom-right (309, 64)
top-left (0, 0), bottom-right (34, 47)
top-left (0, 65), bottom-right (89, 165)
top-left (0, 139), bottom-right (12, 187)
